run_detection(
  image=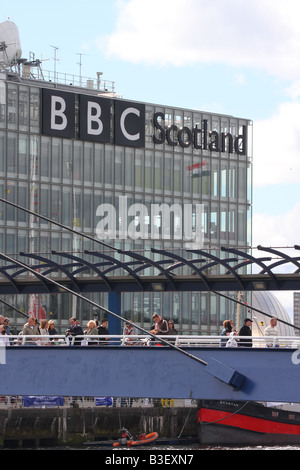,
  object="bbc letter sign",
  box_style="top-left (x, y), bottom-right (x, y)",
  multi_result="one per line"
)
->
top-left (41, 89), bottom-right (145, 148)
